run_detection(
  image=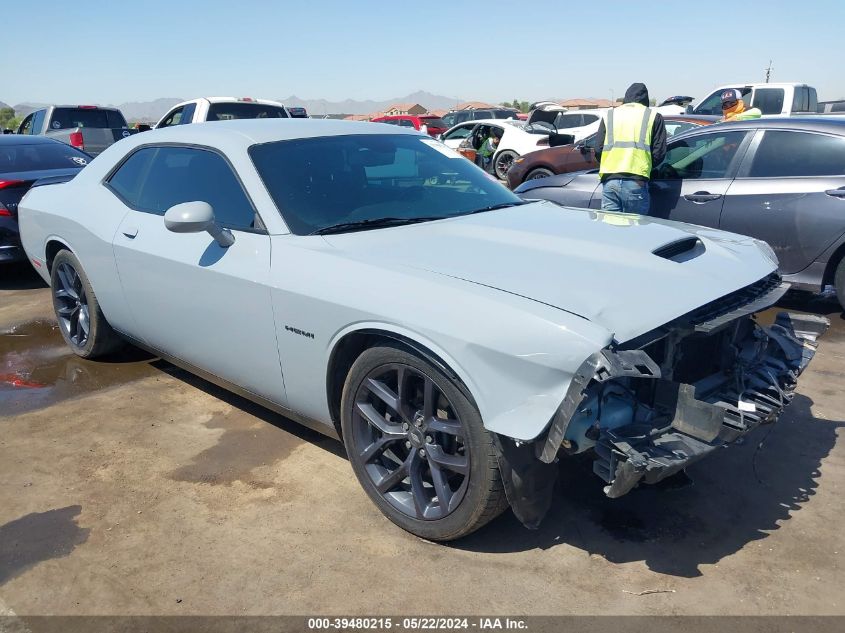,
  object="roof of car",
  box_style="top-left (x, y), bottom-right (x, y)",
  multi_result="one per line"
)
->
top-left (127, 118), bottom-right (422, 146)
top-left (177, 97), bottom-right (285, 107)
top-left (709, 117), bottom-right (845, 133)
top-left (0, 134), bottom-right (67, 146)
